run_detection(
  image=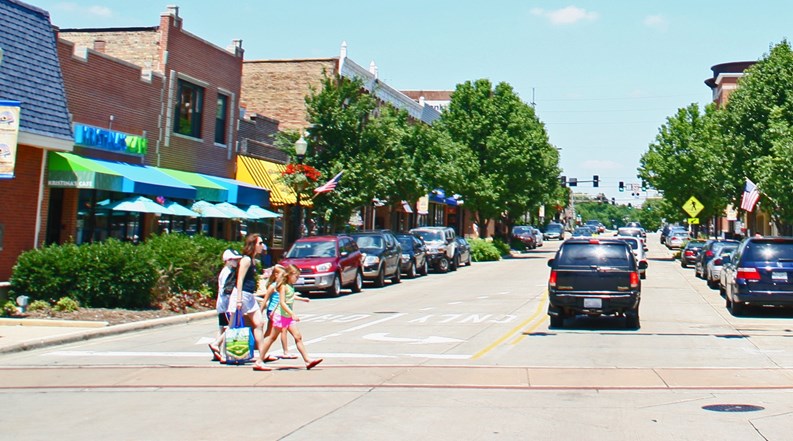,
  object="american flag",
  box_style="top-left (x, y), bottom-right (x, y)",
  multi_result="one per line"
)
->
top-left (314, 171), bottom-right (343, 194)
top-left (740, 178), bottom-right (760, 212)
